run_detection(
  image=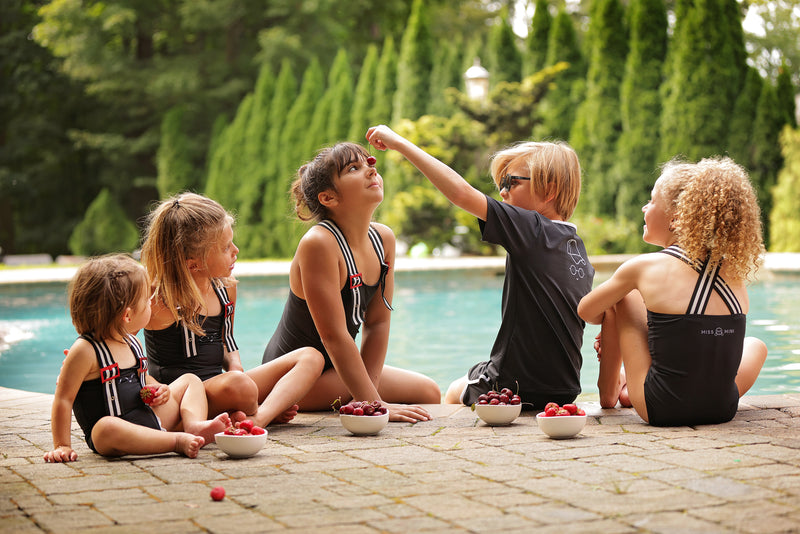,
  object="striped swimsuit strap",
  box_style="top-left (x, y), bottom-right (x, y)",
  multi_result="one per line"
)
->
top-left (318, 219), bottom-right (393, 327)
top-left (180, 283), bottom-right (238, 358)
top-left (659, 245), bottom-right (742, 315)
top-left (81, 333), bottom-right (147, 417)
